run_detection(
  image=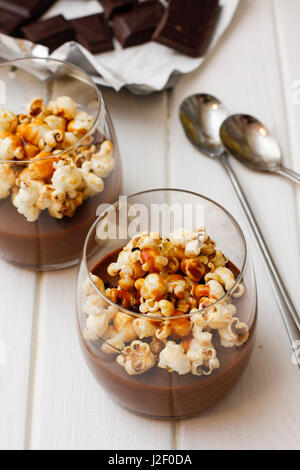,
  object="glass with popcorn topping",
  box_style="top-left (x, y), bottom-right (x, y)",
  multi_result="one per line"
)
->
top-left (77, 189), bottom-right (257, 419)
top-left (0, 58), bottom-right (122, 270)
